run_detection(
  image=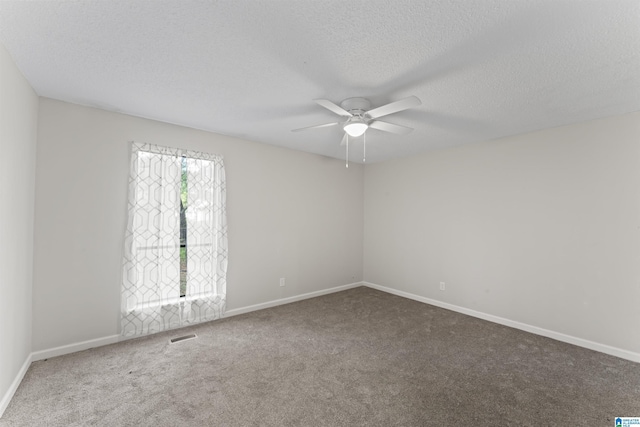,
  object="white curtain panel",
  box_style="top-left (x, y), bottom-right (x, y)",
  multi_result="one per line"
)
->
top-left (183, 152), bottom-right (228, 324)
top-left (121, 142), bottom-right (227, 337)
